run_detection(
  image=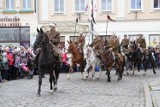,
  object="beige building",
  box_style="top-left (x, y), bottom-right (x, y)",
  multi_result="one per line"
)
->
top-left (0, 0), bottom-right (160, 48)
top-left (38, 0), bottom-right (160, 48)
